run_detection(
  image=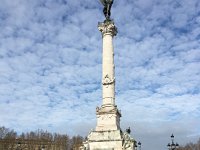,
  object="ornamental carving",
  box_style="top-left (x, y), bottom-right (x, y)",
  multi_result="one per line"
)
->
top-left (122, 131), bottom-right (135, 150)
top-left (98, 20), bottom-right (117, 36)
top-left (102, 74), bottom-right (115, 87)
top-left (96, 106), bottom-right (121, 117)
